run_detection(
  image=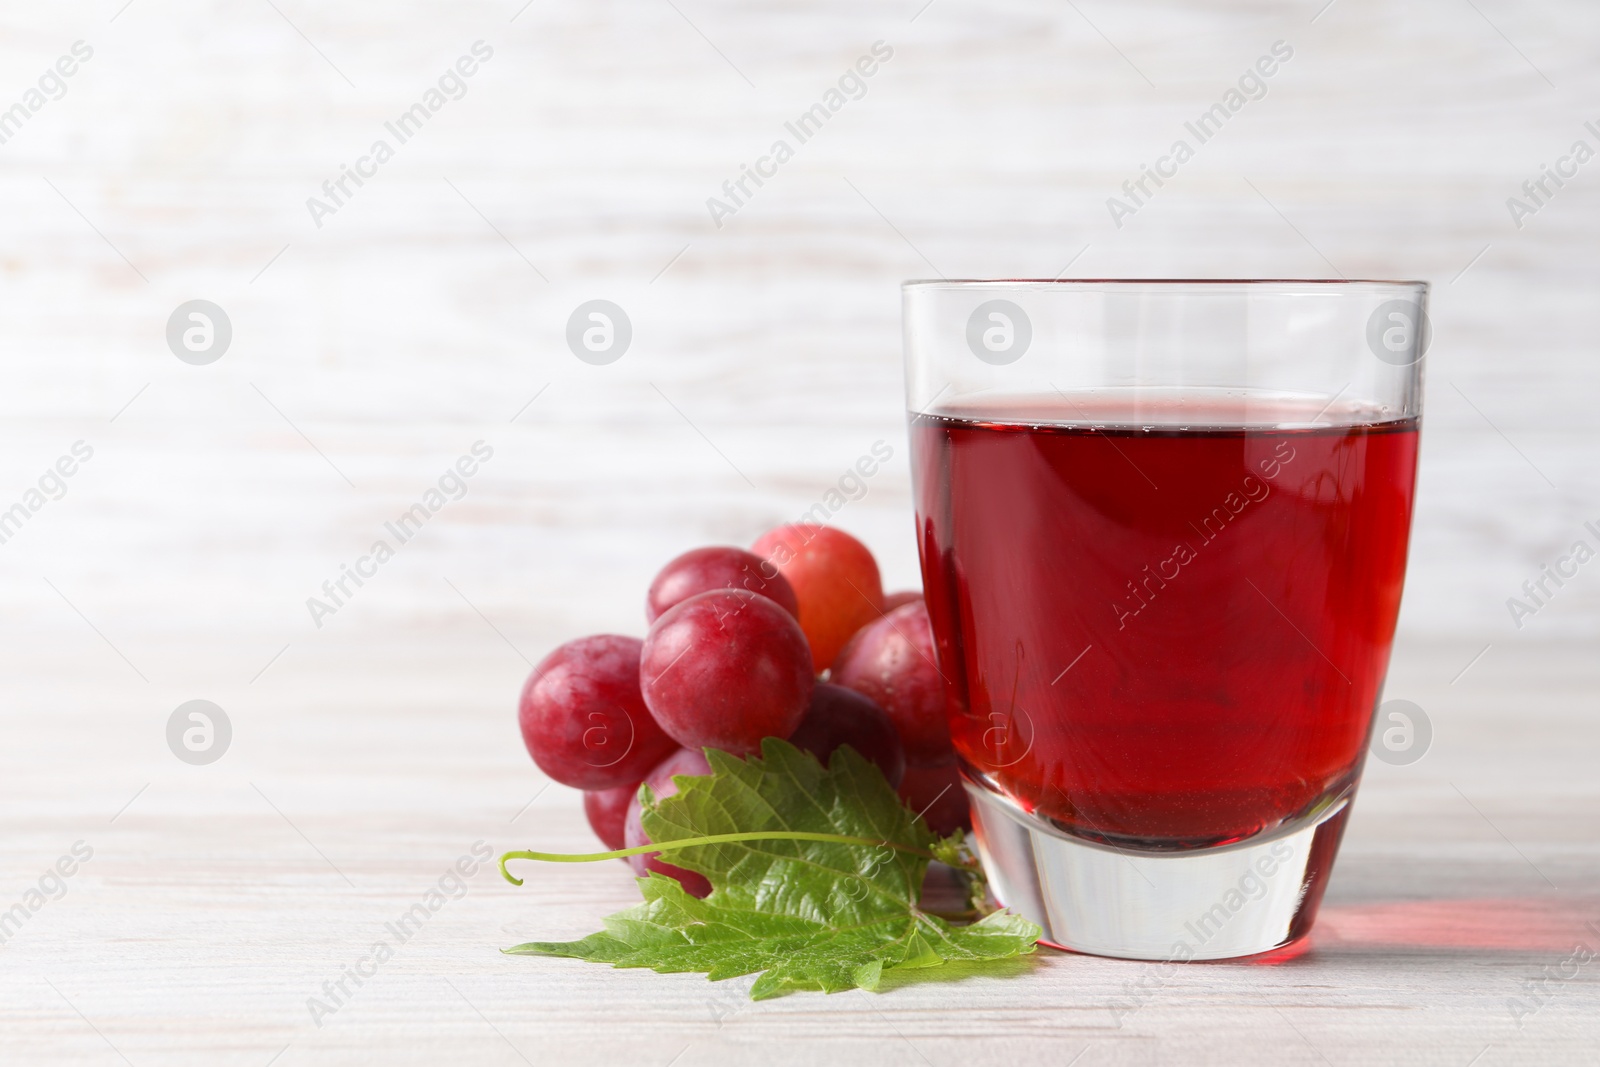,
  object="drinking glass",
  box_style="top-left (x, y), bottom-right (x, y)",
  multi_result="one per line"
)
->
top-left (903, 279), bottom-right (1426, 960)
